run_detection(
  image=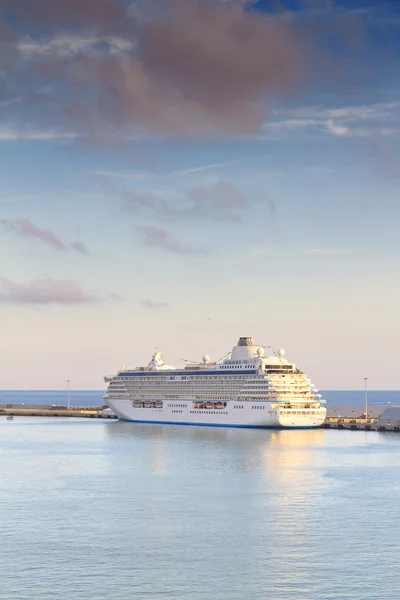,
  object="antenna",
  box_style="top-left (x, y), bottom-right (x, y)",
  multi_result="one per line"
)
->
top-left (260, 344), bottom-right (285, 363)
top-left (216, 351), bottom-right (231, 363)
top-left (179, 357), bottom-right (199, 364)
top-left (259, 344), bottom-right (272, 353)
